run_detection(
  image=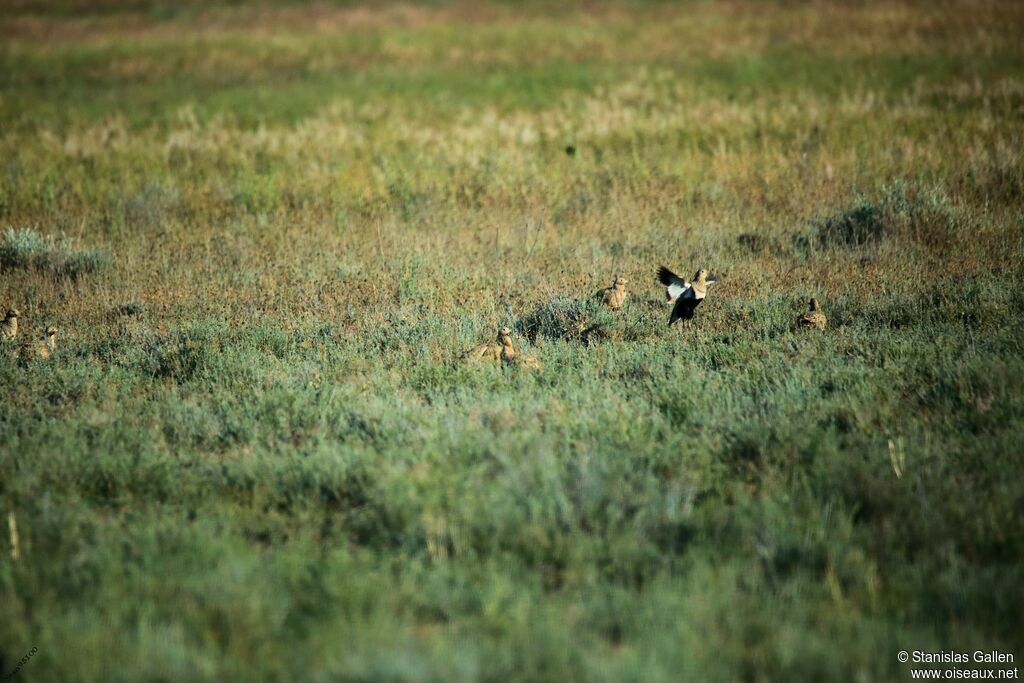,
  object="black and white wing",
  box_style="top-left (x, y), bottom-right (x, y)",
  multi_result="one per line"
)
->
top-left (657, 266), bottom-right (690, 304)
top-left (668, 287), bottom-right (701, 325)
